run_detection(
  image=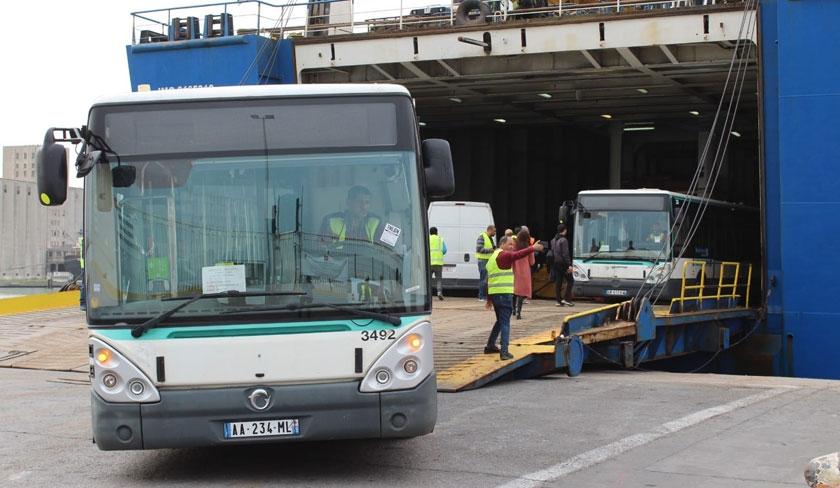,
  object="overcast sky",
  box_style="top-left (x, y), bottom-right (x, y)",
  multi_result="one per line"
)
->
top-left (0, 0), bottom-right (433, 180)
